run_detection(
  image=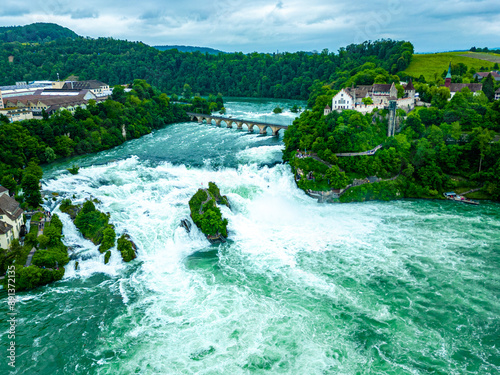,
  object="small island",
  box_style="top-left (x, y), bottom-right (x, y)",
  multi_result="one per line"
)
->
top-left (60, 199), bottom-right (137, 263)
top-left (188, 182), bottom-right (229, 243)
